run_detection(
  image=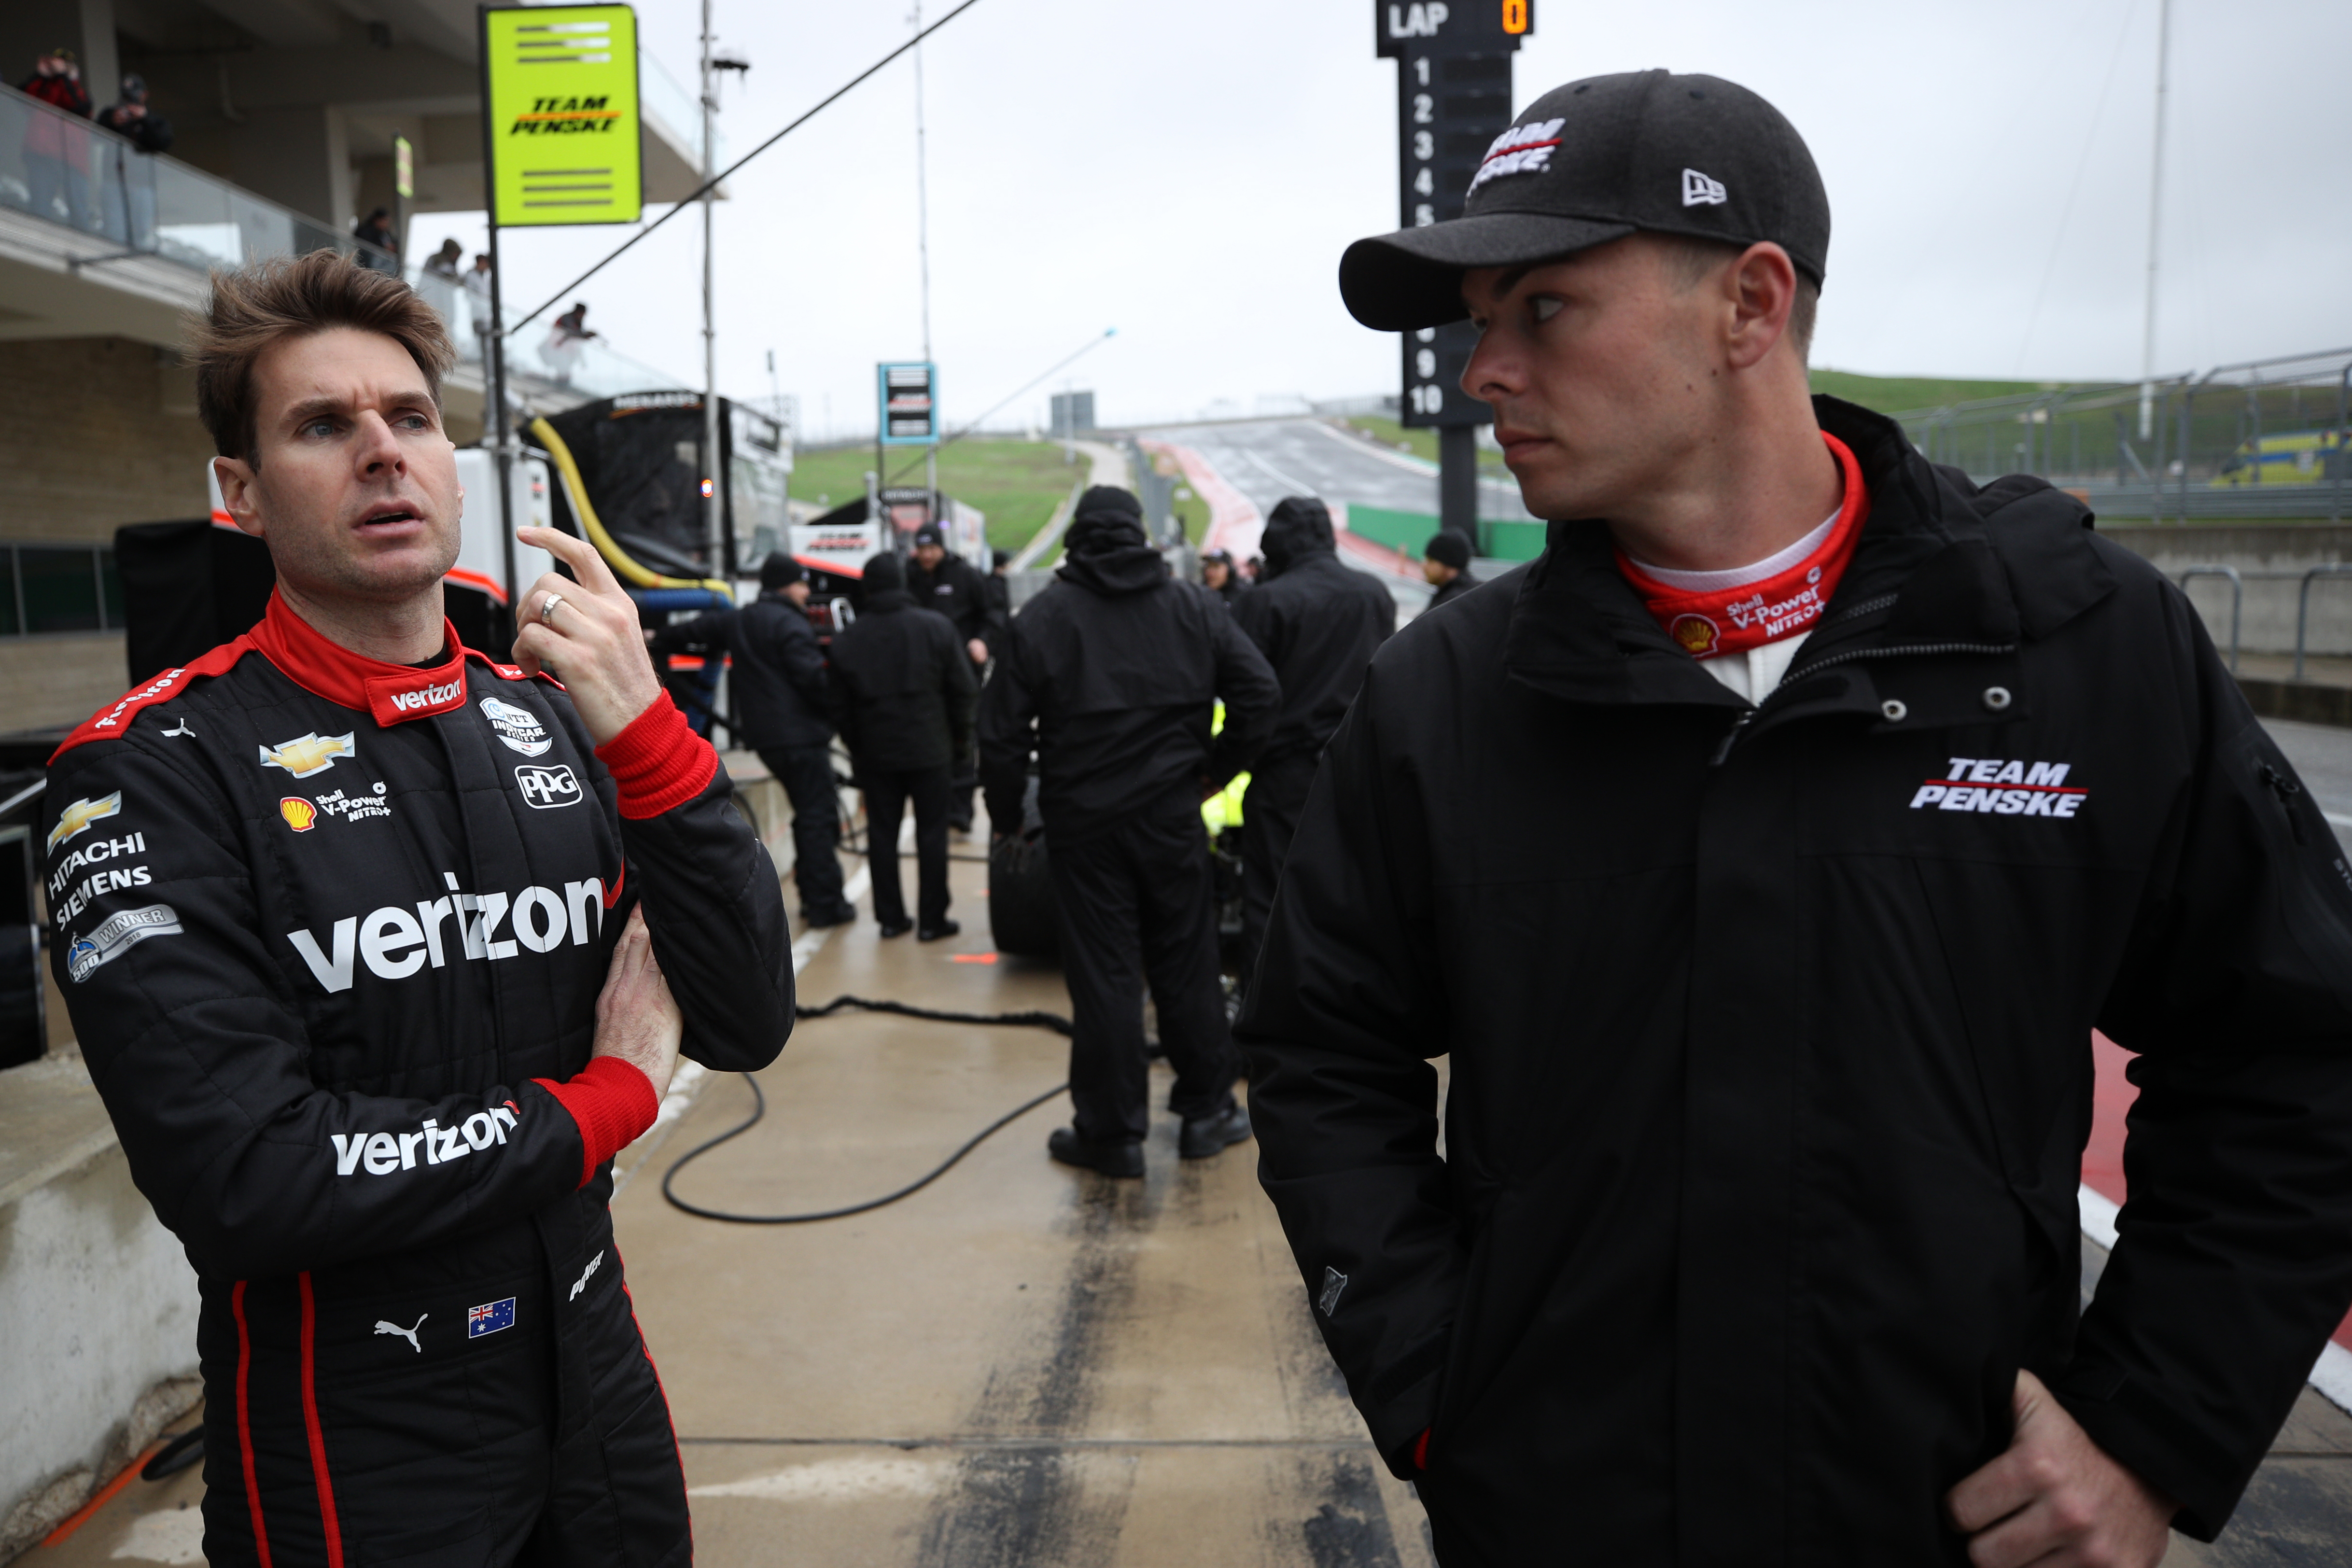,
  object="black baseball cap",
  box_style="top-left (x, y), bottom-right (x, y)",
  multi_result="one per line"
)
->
top-left (1339, 70), bottom-right (1829, 333)
top-left (911, 525), bottom-right (944, 548)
